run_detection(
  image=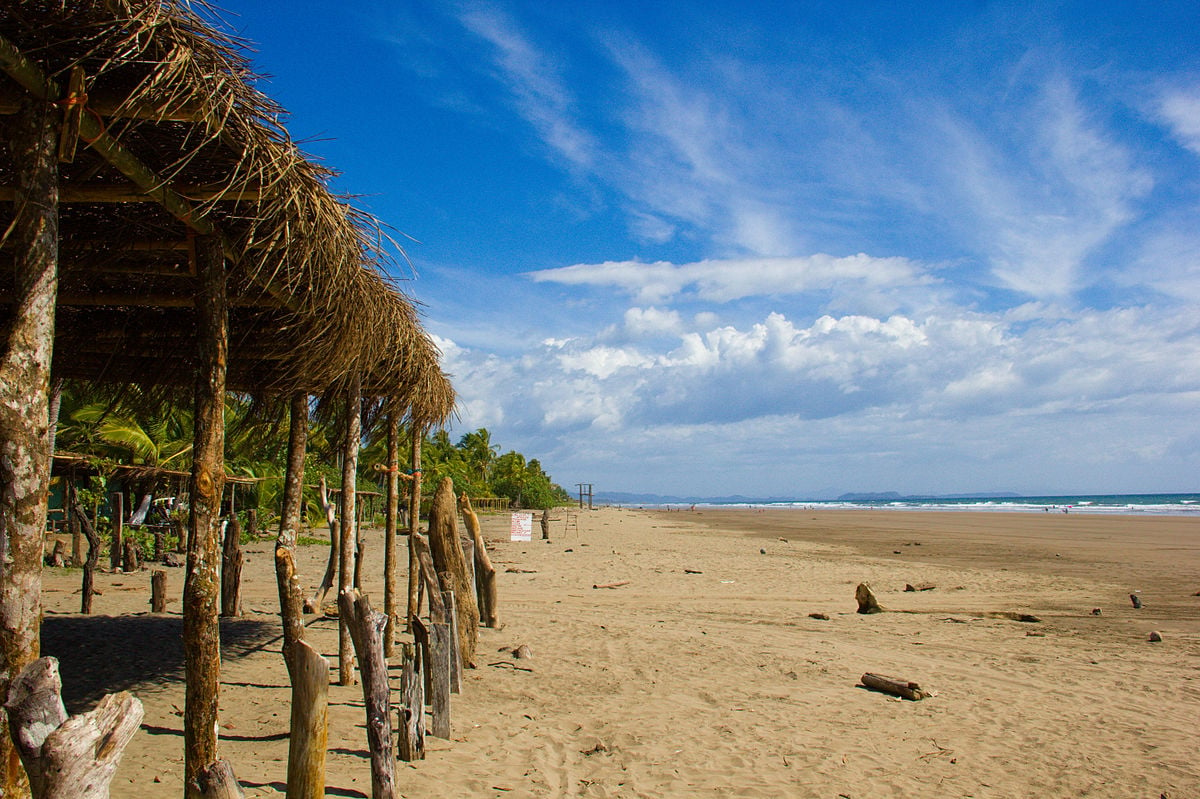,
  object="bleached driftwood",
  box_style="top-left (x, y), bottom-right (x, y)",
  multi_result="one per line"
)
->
top-left (860, 672), bottom-right (930, 701)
